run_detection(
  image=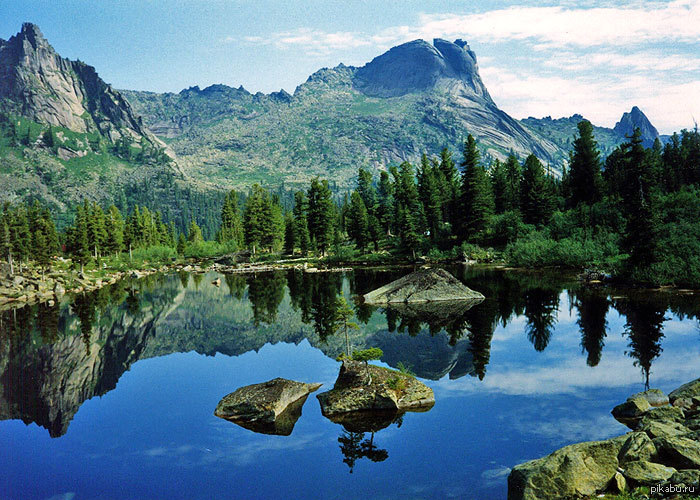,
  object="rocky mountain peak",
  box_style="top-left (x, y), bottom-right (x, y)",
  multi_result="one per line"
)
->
top-left (353, 38), bottom-right (491, 100)
top-left (613, 106), bottom-right (660, 147)
top-left (0, 22), bottom-right (155, 144)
